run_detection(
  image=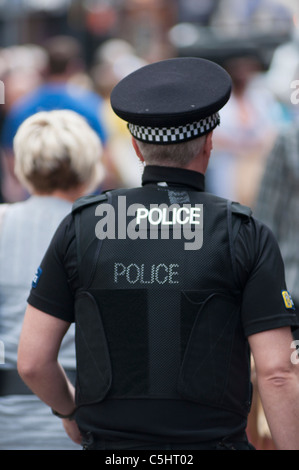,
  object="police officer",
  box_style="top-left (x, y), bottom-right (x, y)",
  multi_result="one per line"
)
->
top-left (18, 57), bottom-right (299, 450)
